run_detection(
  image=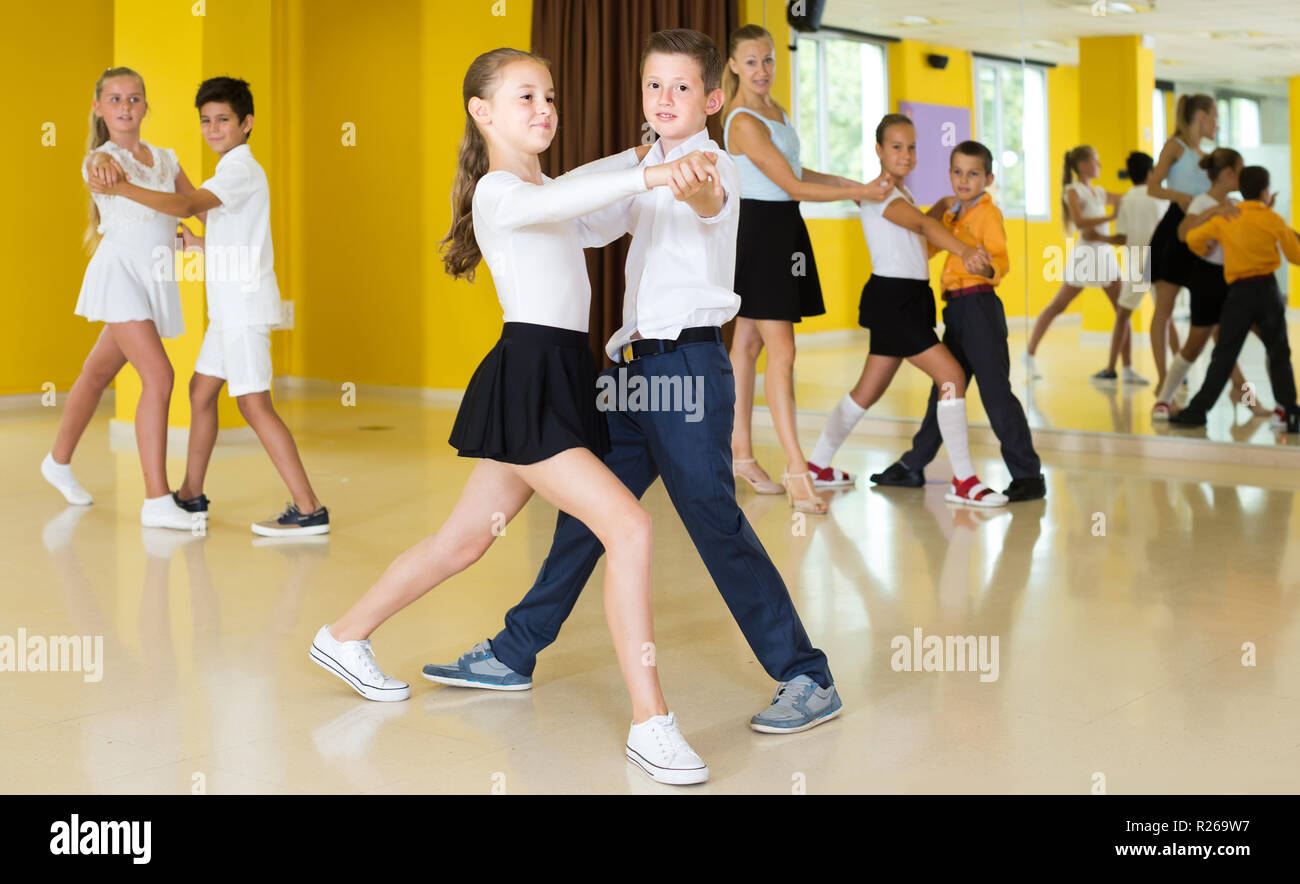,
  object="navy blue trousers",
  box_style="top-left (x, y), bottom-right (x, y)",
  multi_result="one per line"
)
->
top-left (490, 338), bottom-right (833, 688)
